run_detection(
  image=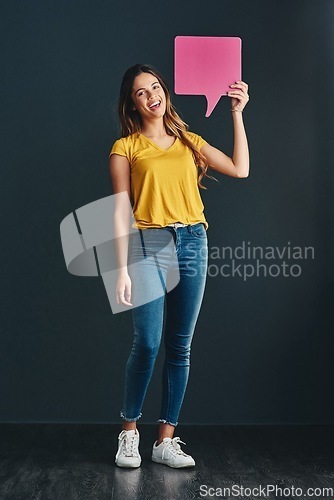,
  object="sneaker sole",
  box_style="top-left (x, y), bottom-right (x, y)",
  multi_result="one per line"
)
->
top-left (115, 460), bottom-right (141, 468)
top-left (151, 456), bottom-right (195, 468)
